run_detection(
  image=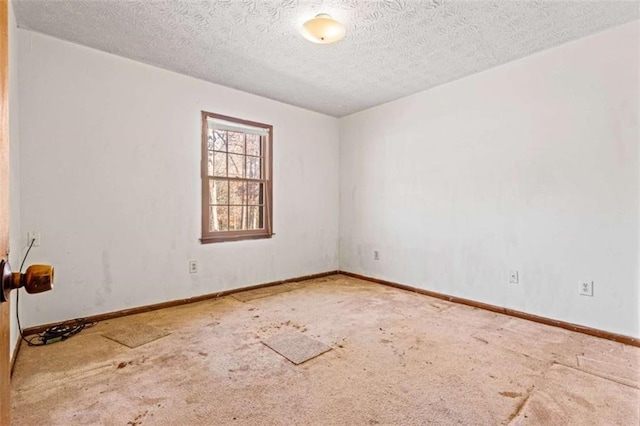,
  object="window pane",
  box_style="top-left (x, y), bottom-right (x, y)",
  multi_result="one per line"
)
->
top-left (228, 153), bottom-right (245, 178)
top-left (213, 129), bottom-right (227, 151)
top-left (246, 156), bottom-right (261, 179)
top-left (229, 206), bottom-right (246, 231)
top-left (246, 134), bottom-right (261, 156)
top-left (247, 182), bottom-right (263, 205)
top-left (228, 131), bottom-right (245, 154)
top-left (247, 206), bottom-right (264, 230)
top-left (210, 206), bottom-right (229, 232)
top-left (210, 179), bottom-right (229, 204)
top-left (207, 130), bottom-right (214, 151)
top-left (207, 151), bottom-right (213, 176)
top-left (229, 181), bottom-right (247, 205)
top-left (213, 152), bottom-right (227, 177)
